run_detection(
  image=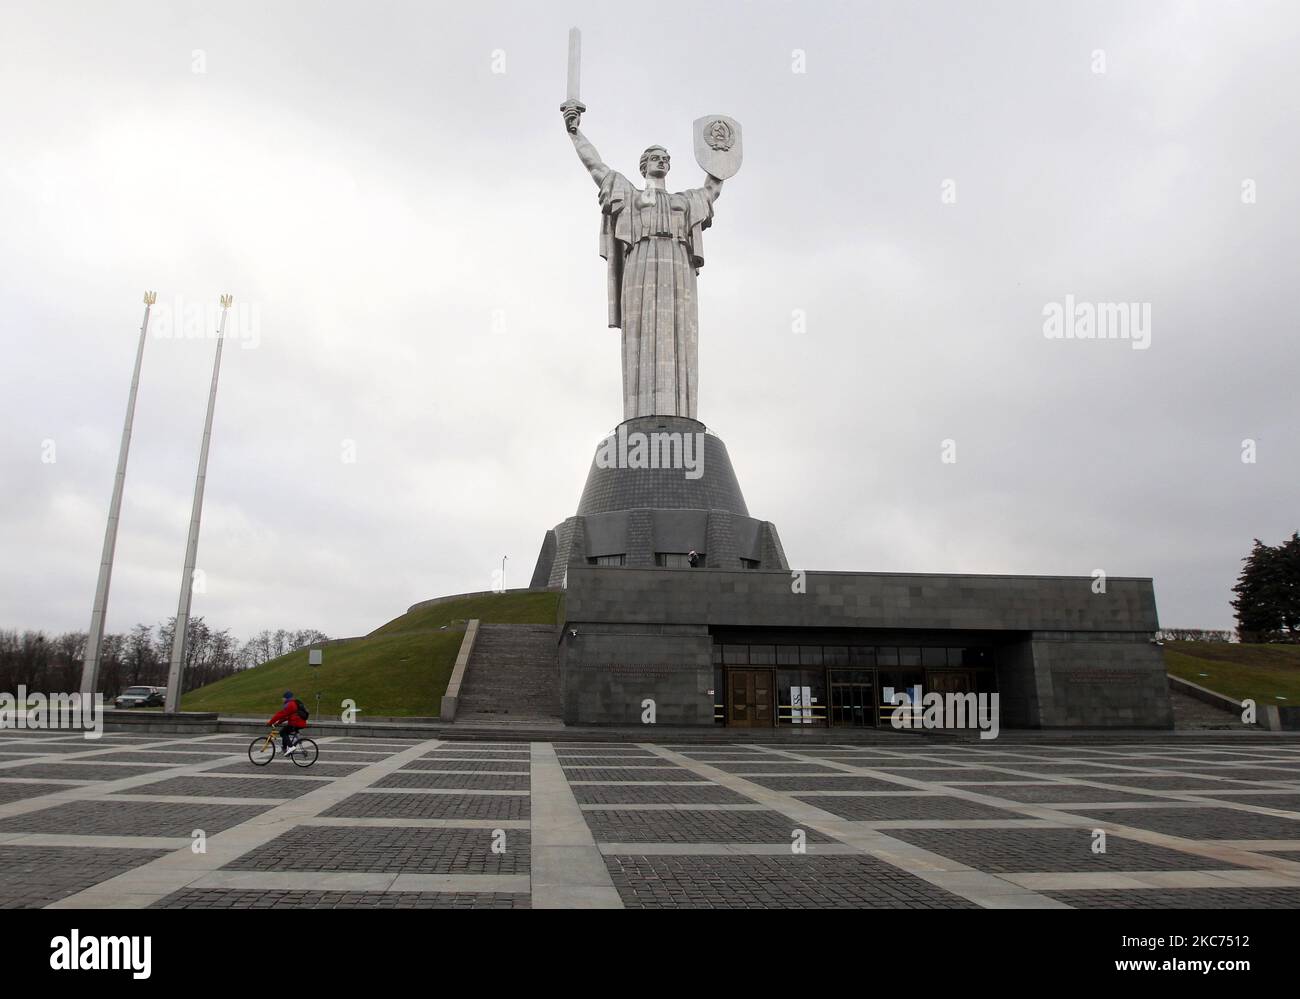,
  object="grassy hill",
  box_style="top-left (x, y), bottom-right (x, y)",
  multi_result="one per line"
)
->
top-left (181, 590), bottom-right (561, 718)
top-left (1164, 641), bottom-right (1300, 704)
